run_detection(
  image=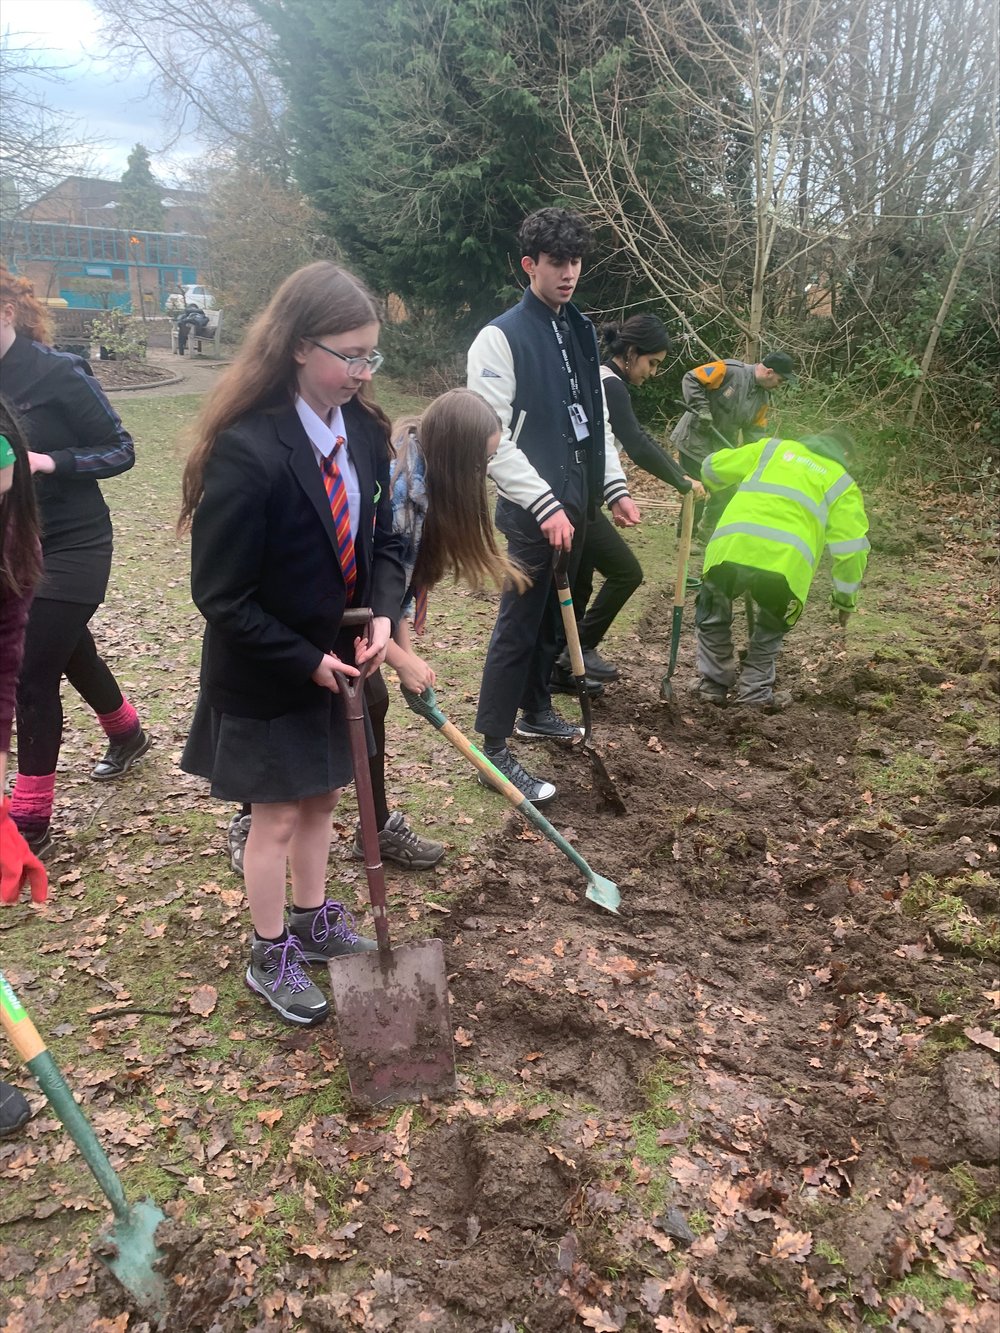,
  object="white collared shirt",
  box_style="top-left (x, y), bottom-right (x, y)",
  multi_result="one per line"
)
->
top-left (295, 395), bottom-right (361, 540)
